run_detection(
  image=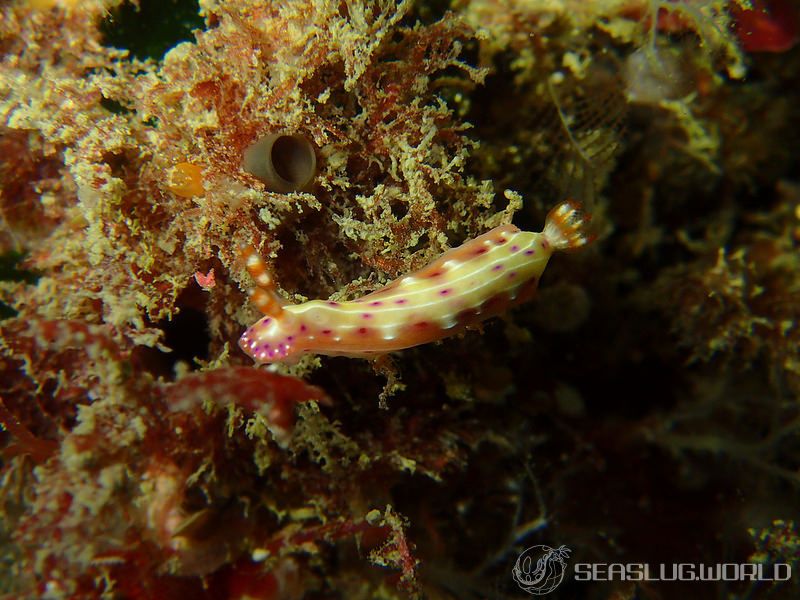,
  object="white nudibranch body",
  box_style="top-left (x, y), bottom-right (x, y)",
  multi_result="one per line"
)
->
top-left (239, 200), bottom-right (591, 363)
